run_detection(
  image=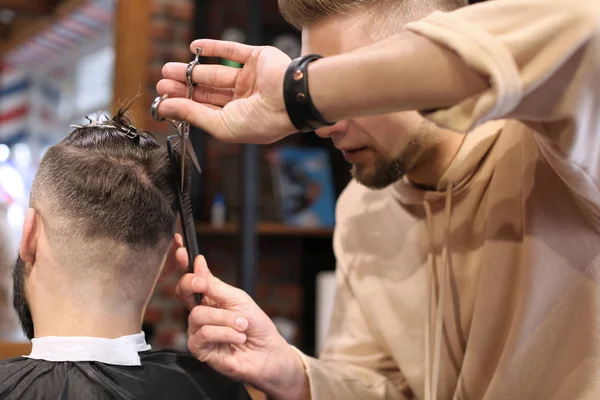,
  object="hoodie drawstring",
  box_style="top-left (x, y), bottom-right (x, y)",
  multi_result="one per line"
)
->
top-left (423, 182), bottom-right (453, 400)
